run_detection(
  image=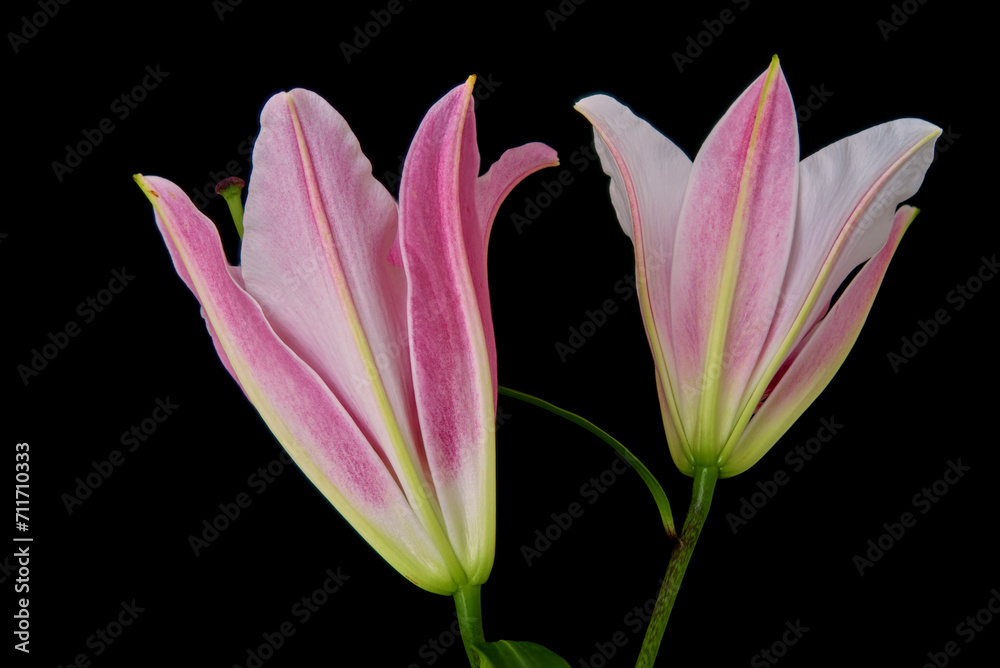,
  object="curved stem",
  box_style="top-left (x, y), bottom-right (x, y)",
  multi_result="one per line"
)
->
top-left (498, 385), bottom-right (676, 539)
top-left (454, 584), bottom-right (485, 667)
top-left (635, 465), bottom-right (718, 668)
